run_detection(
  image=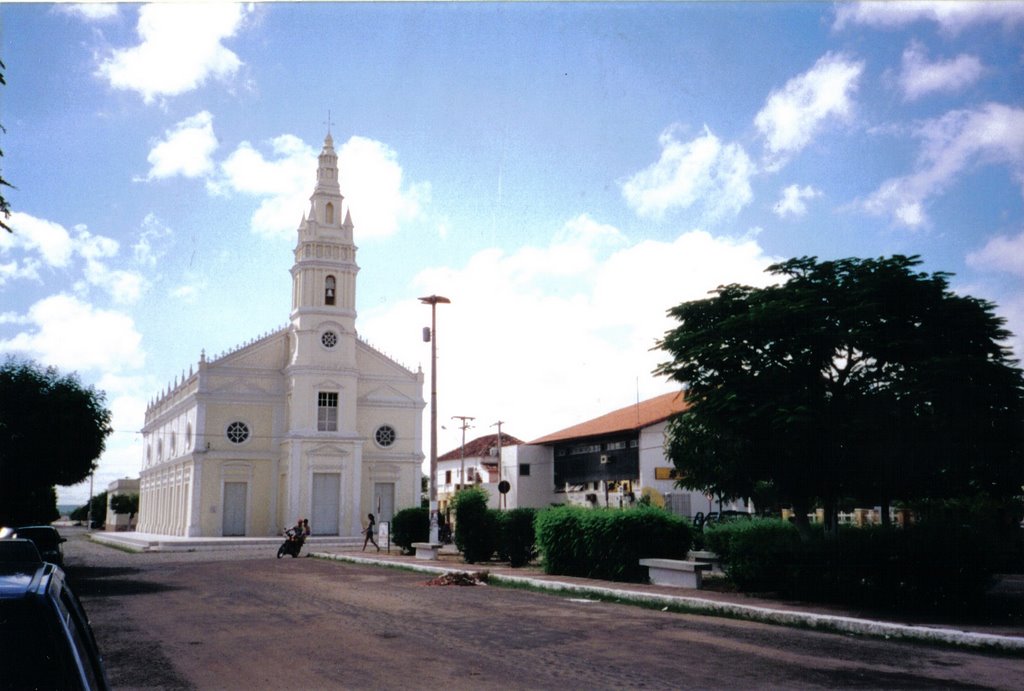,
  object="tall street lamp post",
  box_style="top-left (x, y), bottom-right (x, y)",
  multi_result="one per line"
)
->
top-left (420, 294), bottom-right (450, 544)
